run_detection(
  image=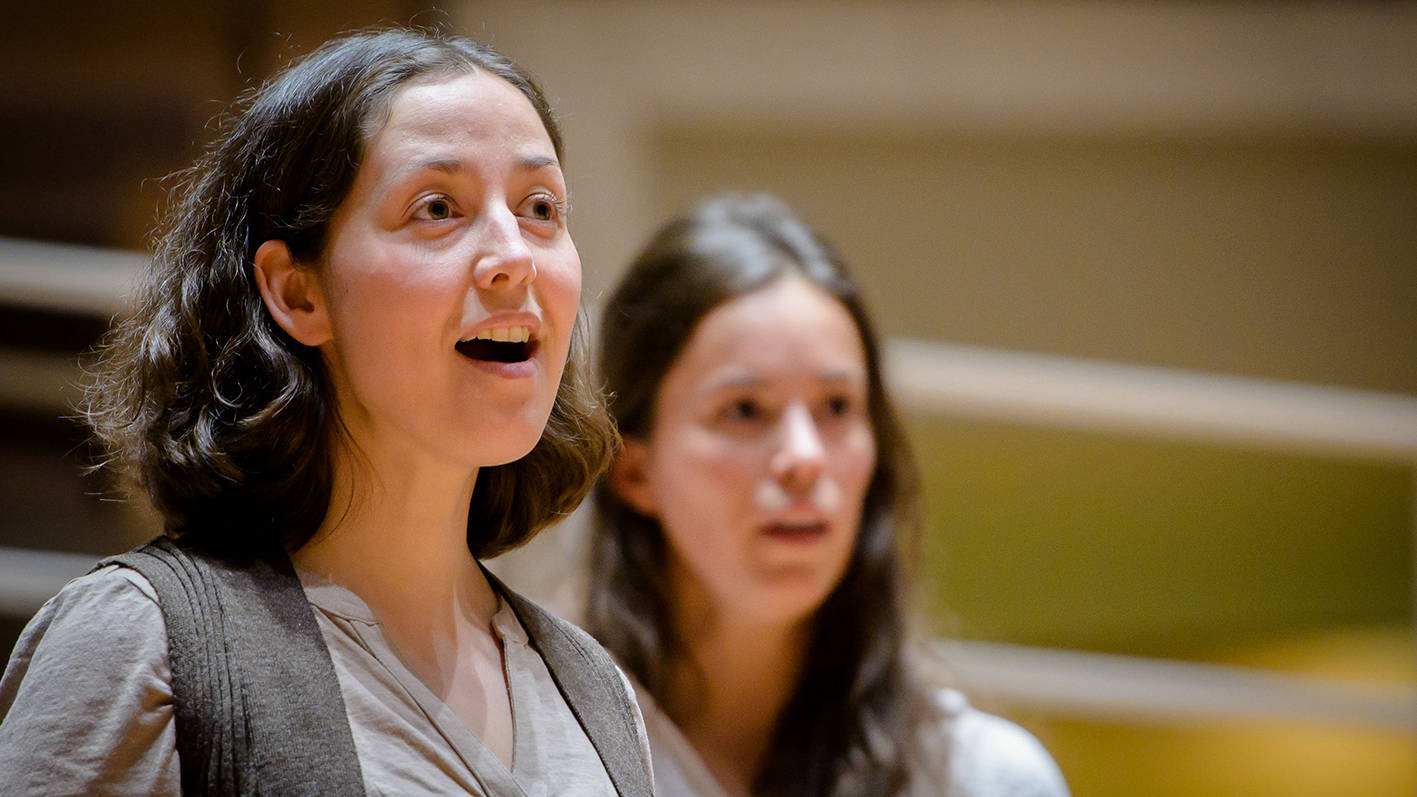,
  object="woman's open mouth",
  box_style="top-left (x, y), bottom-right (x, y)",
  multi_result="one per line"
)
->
top-left (455, 325), bottom-right (539, 363)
